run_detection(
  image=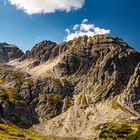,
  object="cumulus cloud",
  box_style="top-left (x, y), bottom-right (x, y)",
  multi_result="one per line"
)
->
top-left (7, 0), bottom-right (85, 15)
top-left (65, 19), bottom-right (111, 41)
